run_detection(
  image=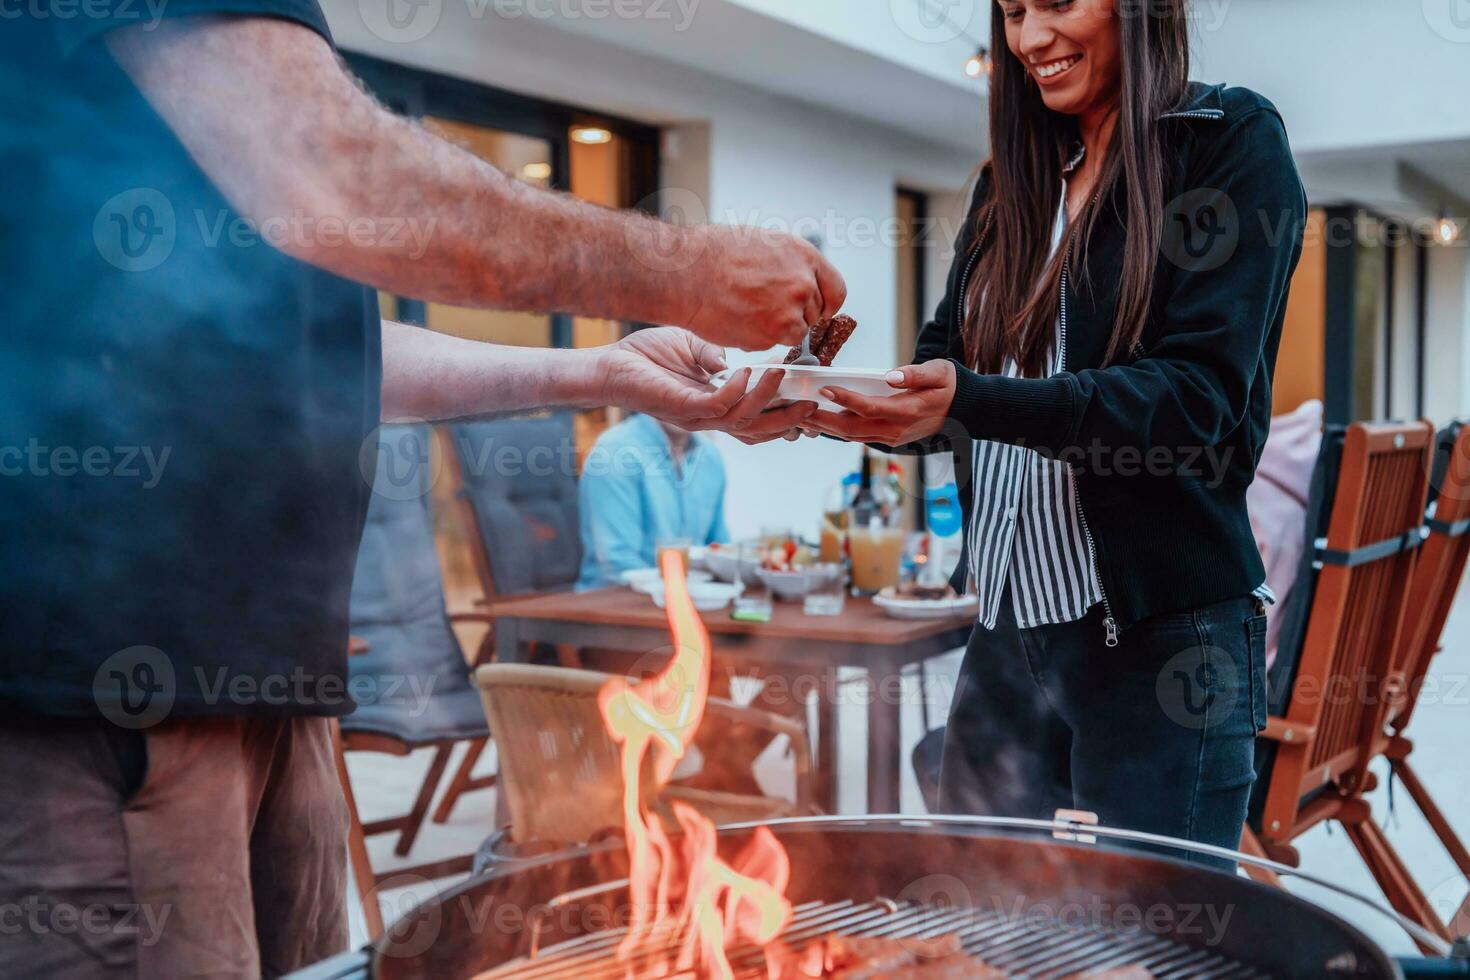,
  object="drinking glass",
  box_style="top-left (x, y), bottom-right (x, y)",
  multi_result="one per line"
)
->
top-left (802, 563), bottom-right (846, 616)
top-left (732, 540), bottom-right (773, 620)
top-left (848, 519), bottom-right (904, 595)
